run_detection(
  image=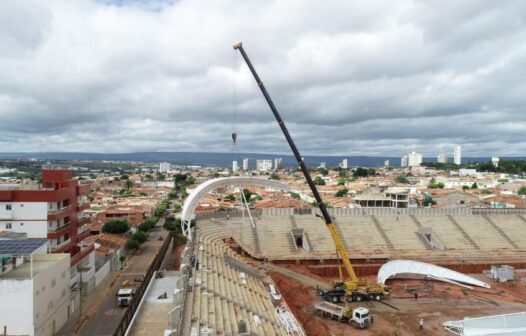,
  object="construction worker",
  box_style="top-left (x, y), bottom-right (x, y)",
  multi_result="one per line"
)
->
top-left (419, 318), bottom-right (424, 330)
